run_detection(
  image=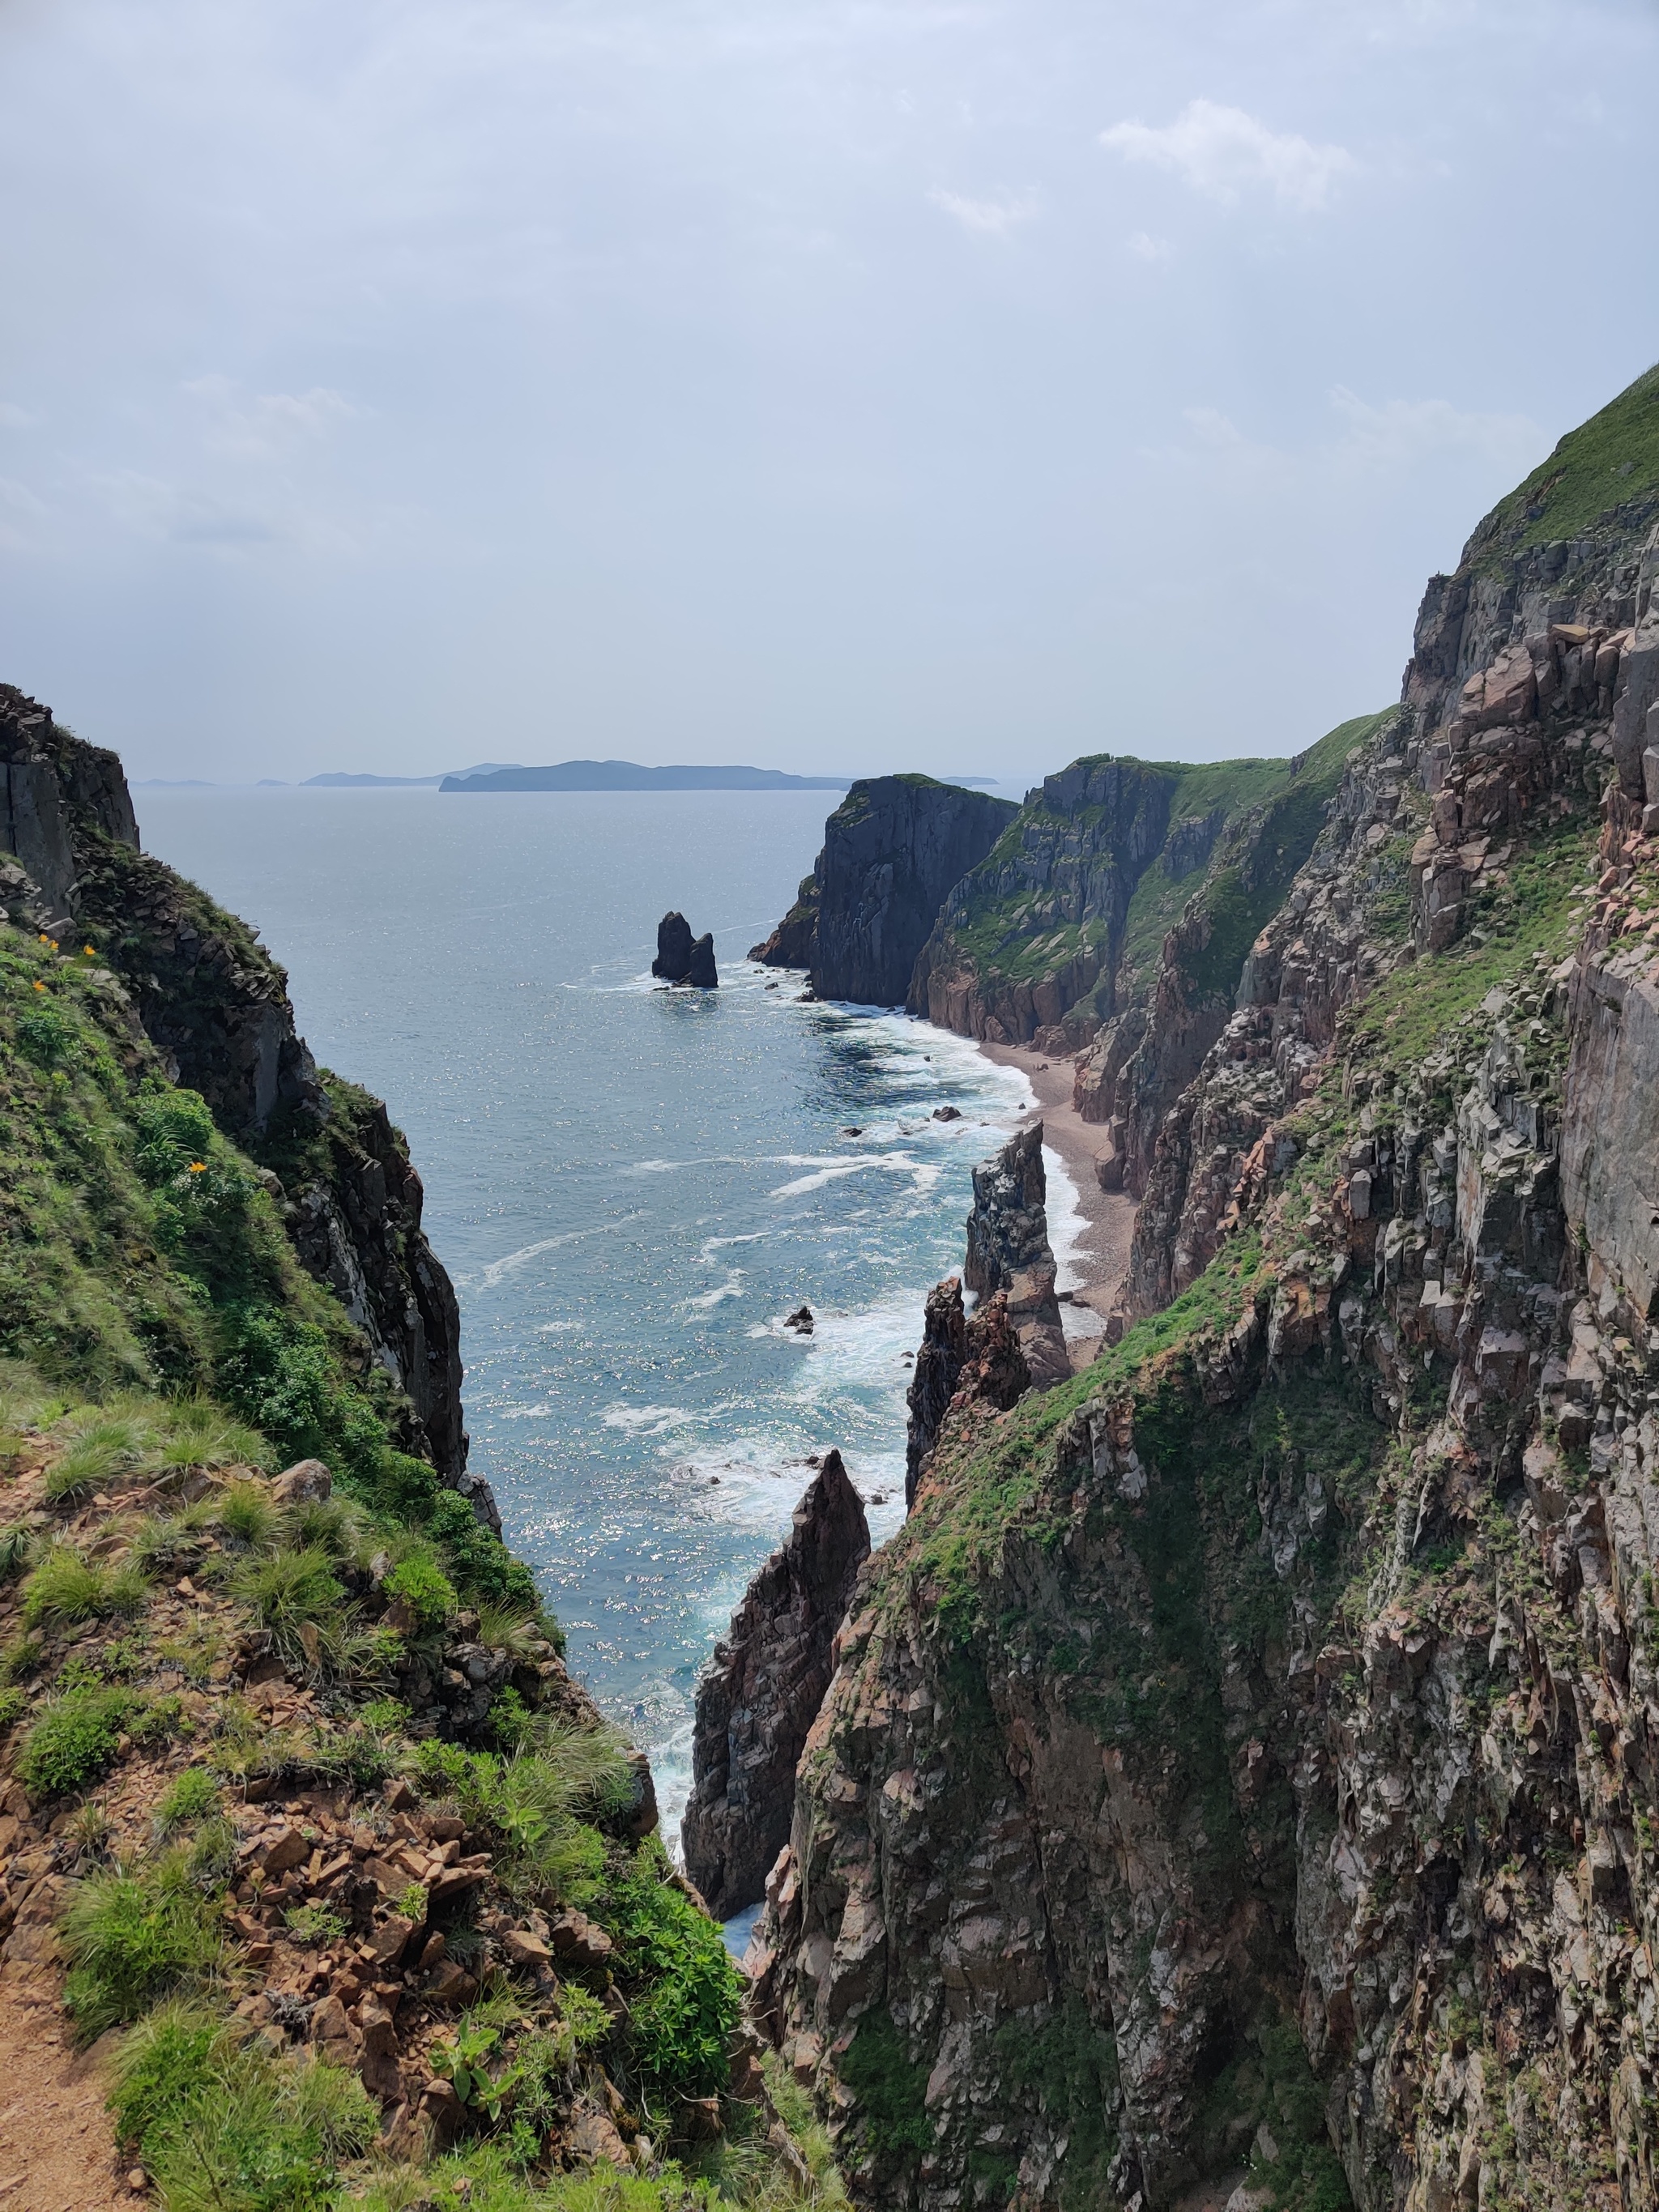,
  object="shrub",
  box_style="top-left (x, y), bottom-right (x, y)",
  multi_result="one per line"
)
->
top-left (59, 1850), bottom-right (221, 2036)
top-left (111, 2006), bottom-right (376, 2198)
top-left (16, 1688), bottom-right (136, 1799)
top-left (382, 1551), bottom-right (457, 1630)
top-left (150, 1396), bottom-right (269, 1473)
top-left (21, 1544), bottom-right (149, 1629)
top-left (133, 1090), bottom-right (219, 1187)
top-left (0, 1524), bottom-right (35, 1580)
top-left (840, 2012), bottom-right (933, 2158)
top-left (44, 1416), bottom-right (151, 1502)
top-left (17, 1000), bottom-right (76, 1067)
top-left (156, 1768), bottom-right (220, 1833)
top-left (608, 1842), bottom-right (742, 2108)
top-left (0, 1686), bottom-right (25, 1733)
top-left (228, 1547), bottom-right (346, 1668)
top-left (215, 1477), bottom-right (279, 1550)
